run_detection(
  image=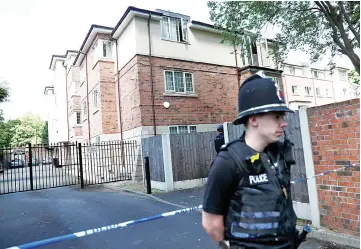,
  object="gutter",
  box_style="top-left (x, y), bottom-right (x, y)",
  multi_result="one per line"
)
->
top-left (148, 14), bottom-right (157, 136)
